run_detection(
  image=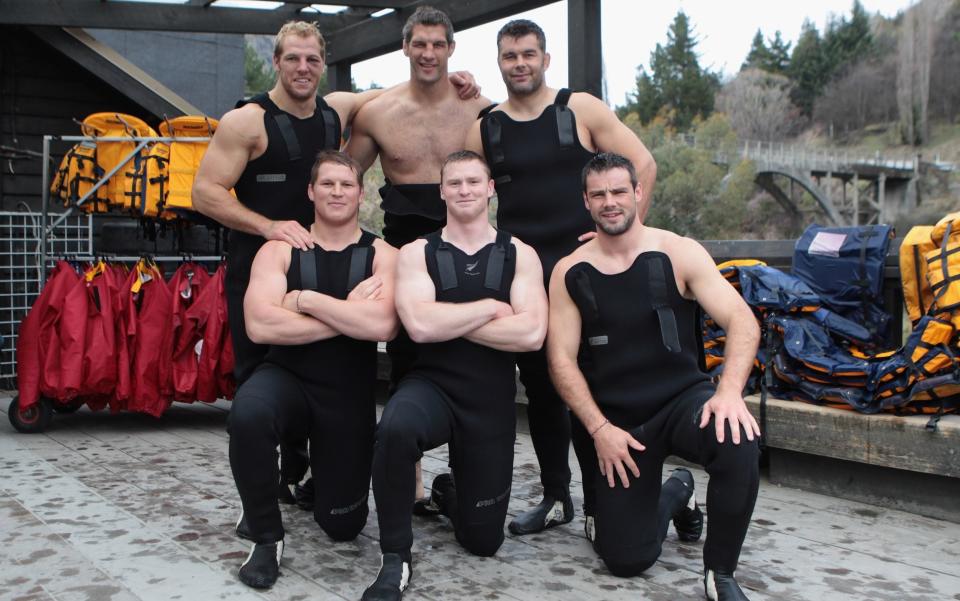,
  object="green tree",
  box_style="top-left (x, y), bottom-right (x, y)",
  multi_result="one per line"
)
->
top-left (823, 0), bottom-right (874, 72)
top-left (244, 42), bottom-right (274, 96)
top-left (741, 30), bottom-right (773, 72)
top-left (624, 11), bottom-right (719, 130)
top-left (789, 20), bottom-right (828, 116)
top-left (766, 31), bottom-right (792, 74)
